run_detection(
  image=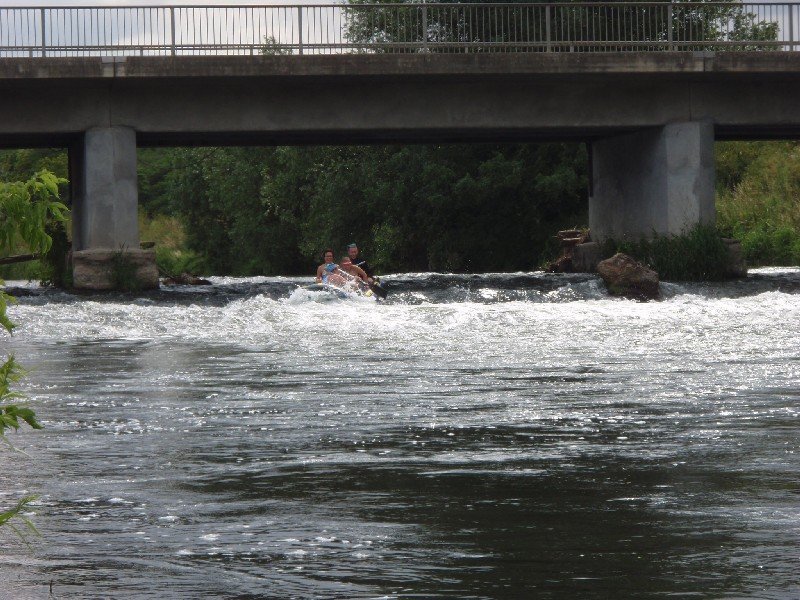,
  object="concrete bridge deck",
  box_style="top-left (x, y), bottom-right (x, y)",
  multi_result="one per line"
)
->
top-left (1, 52), bottom-right (800, 147)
